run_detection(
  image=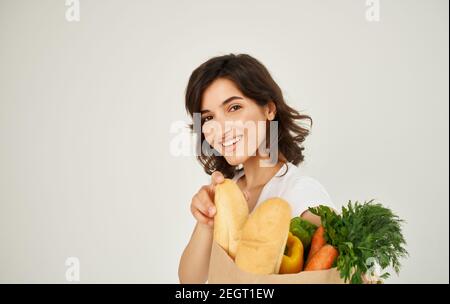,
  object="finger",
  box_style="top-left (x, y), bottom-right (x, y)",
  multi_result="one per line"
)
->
top-left (242, 189), bottom-right (249, 201)
top-left (193, 209), bottom-right (211, 225)
top-left (192, 195), bottom-right (212, 218)
top-left (200, 185), bottom-right (215, 206)
top-left (198, 189), bottom-right (216, 216)
top-left (207, 171), bottom-right (225, 199)
top-left (211, 171), bottom-right (224, 186)
top-left (362, 273), bottom-right (378, 284)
